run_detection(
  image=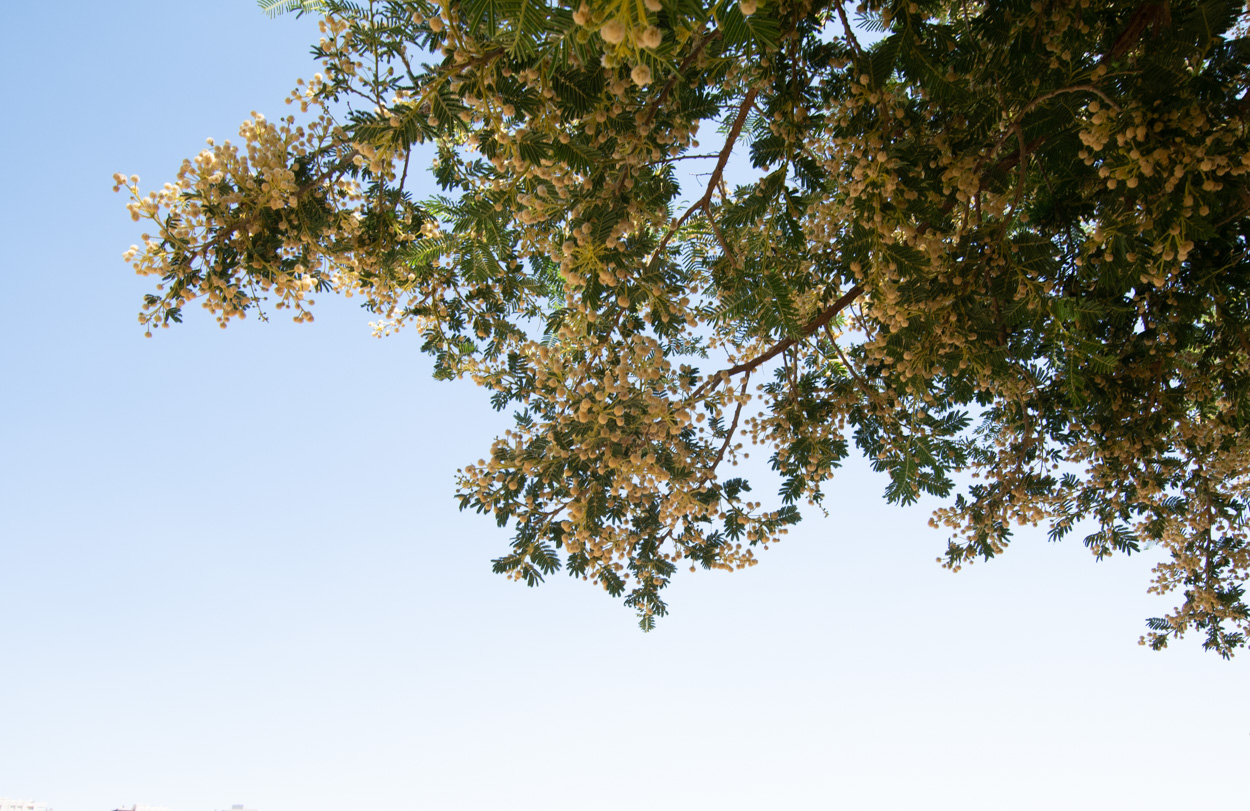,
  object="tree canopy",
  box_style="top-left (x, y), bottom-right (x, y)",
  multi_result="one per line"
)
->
top-left (117, 0), bottom-right (1250, 652)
